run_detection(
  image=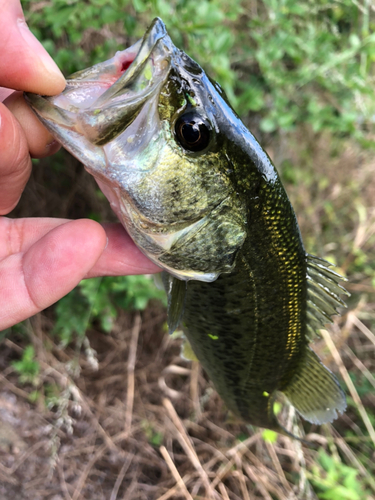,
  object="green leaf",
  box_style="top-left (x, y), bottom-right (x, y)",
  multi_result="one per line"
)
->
top-left (260, 117), bottom-right (277, 133)
top-left (12, 346), bottom-right (40, 385)
top-left (262, 429), bottom-right (278, 443)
